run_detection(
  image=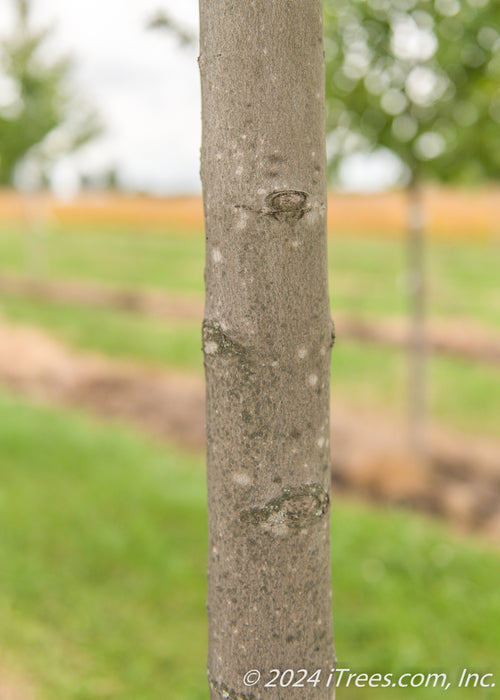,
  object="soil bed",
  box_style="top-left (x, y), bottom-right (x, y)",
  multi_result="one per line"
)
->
top-left (1, 316), bottom-right (499, 542)
top-left (2, 273), bottom-right (500, 365)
